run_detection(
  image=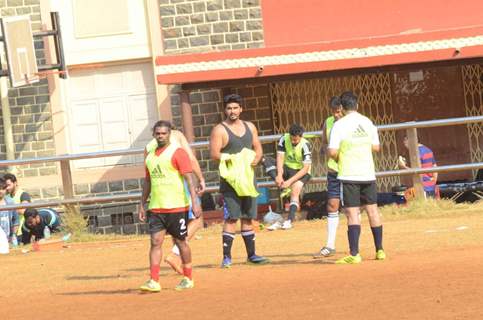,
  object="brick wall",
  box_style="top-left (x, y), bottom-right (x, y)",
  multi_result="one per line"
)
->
top-left (0, 0), bottom-right (57, 178)
top-left (159, 0), bottom-right (264, 53)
